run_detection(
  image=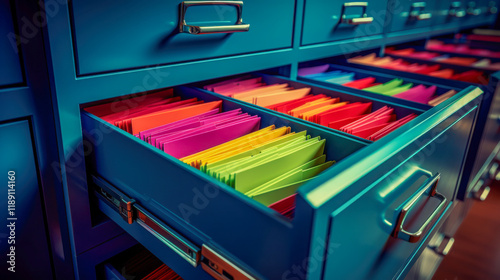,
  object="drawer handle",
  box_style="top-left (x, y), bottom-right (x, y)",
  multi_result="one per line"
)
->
top-left (410, 2), bottom-right (432, 20)
top-left (489, 1), bottom-right (498, 14)
top-left (472, 179), bottom-right (491, 201)
top-left (449, 2), bottom-right (466, 18)
top-left (467, 2), bottom-right (482, 16)
top-left (431, 235), bottom-right (455, 256)
top-left (179, 1), bottom-right (250, 35)
top-left (393, 173), bottom-right (447, 243)
top-left (340, 2), bottom-right (374, 25)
